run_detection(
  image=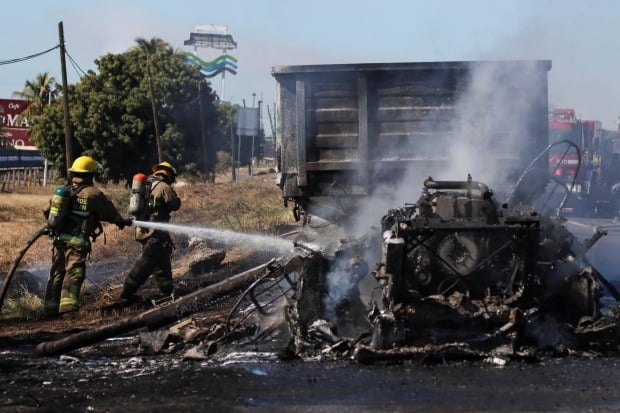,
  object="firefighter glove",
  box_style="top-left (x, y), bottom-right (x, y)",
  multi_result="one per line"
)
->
top-left (117, 217), bottom-right (134, 229)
